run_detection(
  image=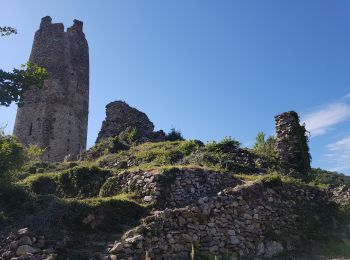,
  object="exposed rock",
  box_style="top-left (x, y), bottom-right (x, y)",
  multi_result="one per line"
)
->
top-left (0, 228), bottom-right (53, 260)
top-left (18, 236), bottom-right (32, 246)
top-left (264, 241), bottom-right (284, 257)
top-left (109, 242), bottom-right (123, 253)
top-left (17, 228), bottom-right (31, 237)
top-left (96, 101), bottom-right (165, 143)
top-left (16, 245), bottom-right (39, 256)
top-left (9, 241), bottom-right (18, 250)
